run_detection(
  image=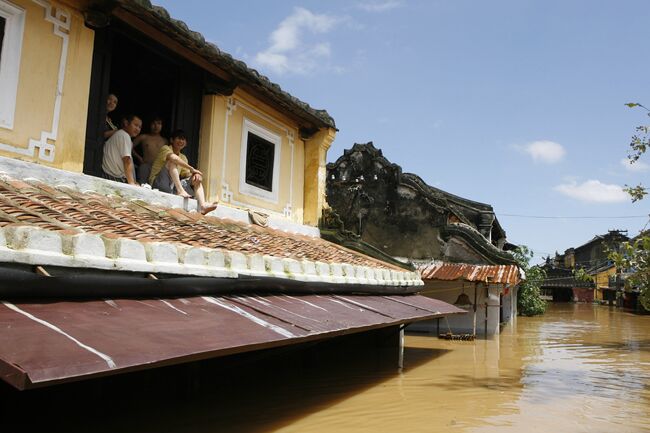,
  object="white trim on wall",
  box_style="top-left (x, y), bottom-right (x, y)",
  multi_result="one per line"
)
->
top-left (219, 96), bottom-right (297, 216)
top-left (0, 0), bottom-right (70, 162)
top-left (238, 117), bottom-right (281, 204)
top-left (0, 0), bottom-right (25, 130)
